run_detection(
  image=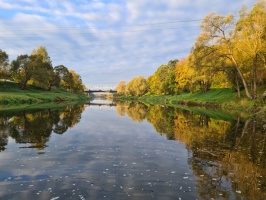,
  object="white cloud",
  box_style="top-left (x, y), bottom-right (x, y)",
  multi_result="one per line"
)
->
top-left (0, 0), bottom-right (258, 88)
